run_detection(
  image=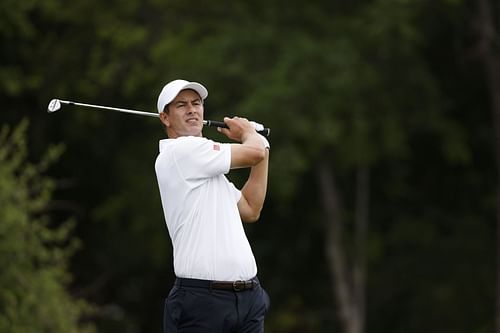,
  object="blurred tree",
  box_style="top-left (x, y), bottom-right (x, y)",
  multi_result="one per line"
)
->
top-left (473, 0), bottom-right (500, 331)
top-left (223, 1), bottom-right (462, 331)
top-left (0, 120), bottom-right (95, 333)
